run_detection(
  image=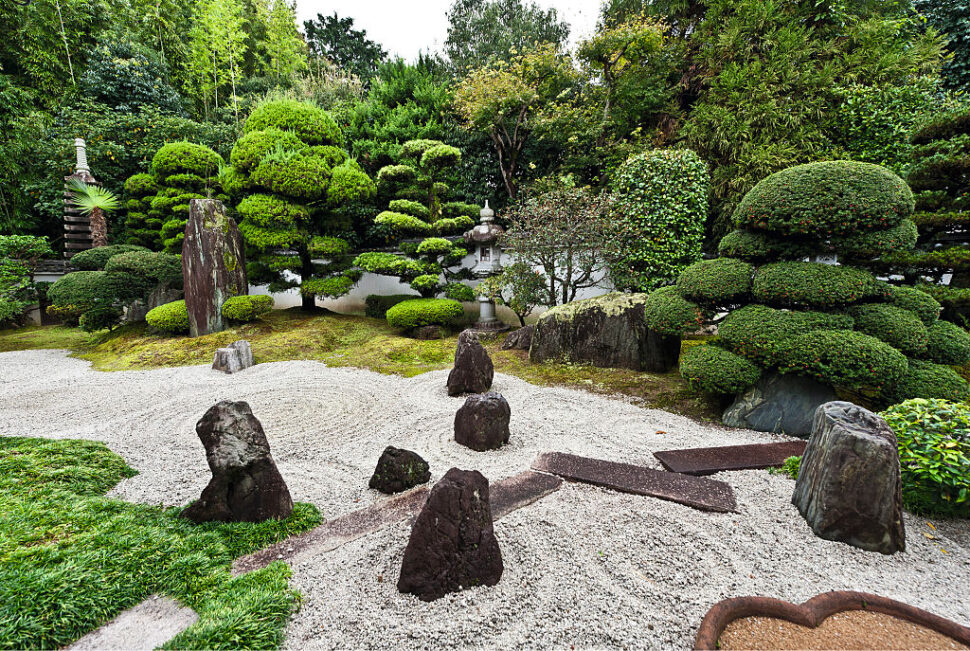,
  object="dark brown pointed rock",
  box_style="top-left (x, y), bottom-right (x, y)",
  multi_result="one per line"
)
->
top-left (398, 468), bottom-right (503, 601)
top-left (447, 329), bottom-right (493, 396)
top-left (182, 400), bottom-right (293, 523)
